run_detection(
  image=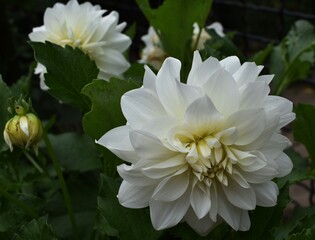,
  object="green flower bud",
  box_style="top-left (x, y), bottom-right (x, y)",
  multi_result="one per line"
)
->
top-left (3, 108), bottom-right (43, 154)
